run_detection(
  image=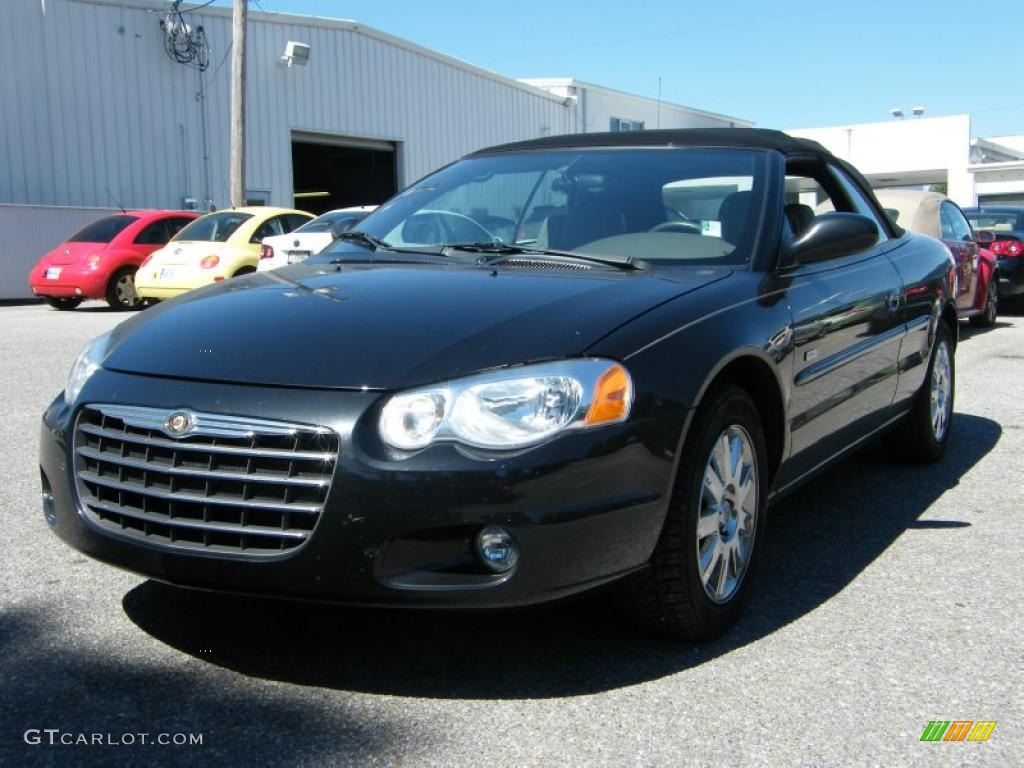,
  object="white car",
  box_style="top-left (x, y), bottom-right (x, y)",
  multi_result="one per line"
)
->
top-left (258, 206), bottom-right (377, 271)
